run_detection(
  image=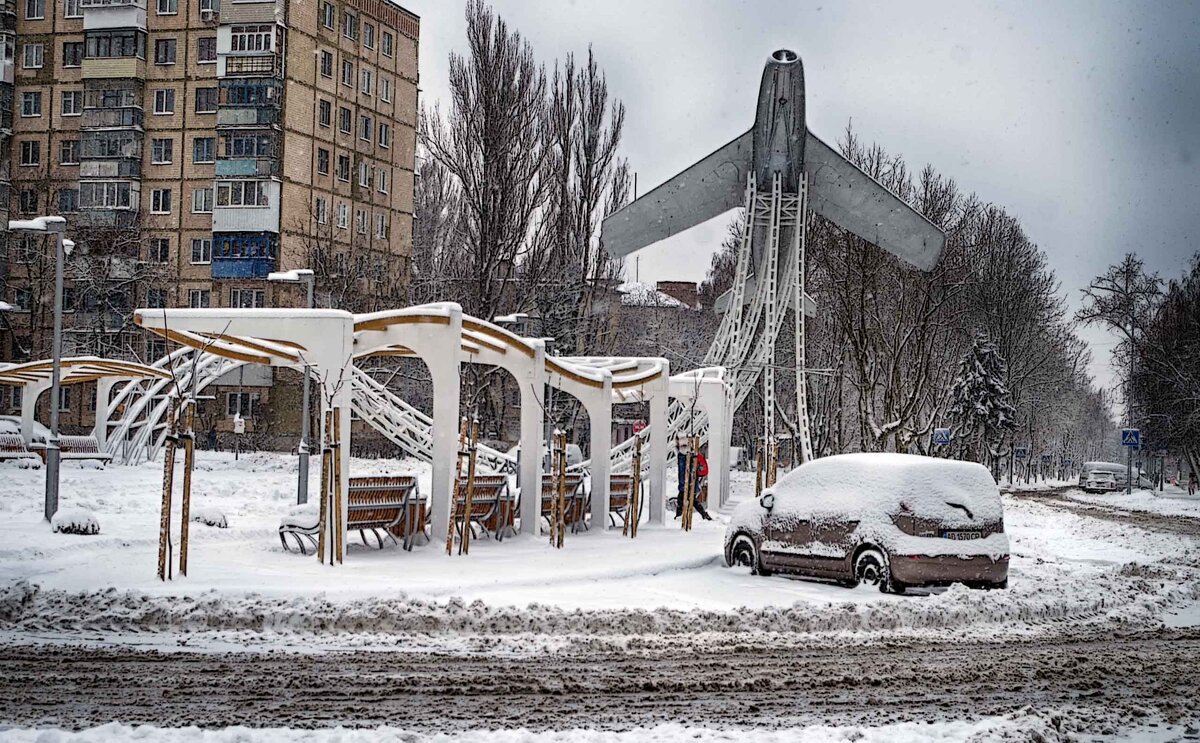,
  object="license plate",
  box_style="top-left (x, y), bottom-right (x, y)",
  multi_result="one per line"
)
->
top-left (944, 530), bottom-right (982, 540)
